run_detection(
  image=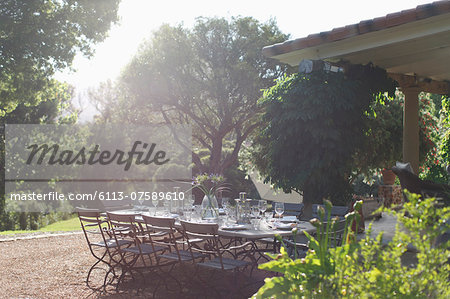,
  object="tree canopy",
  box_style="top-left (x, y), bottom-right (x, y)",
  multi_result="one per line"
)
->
top-left (0, 0), bottom-right (121, 115)
top-left (251, 65), bottom-right (397, 205)
top-left (113, 16), bottom-right (292, 174)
